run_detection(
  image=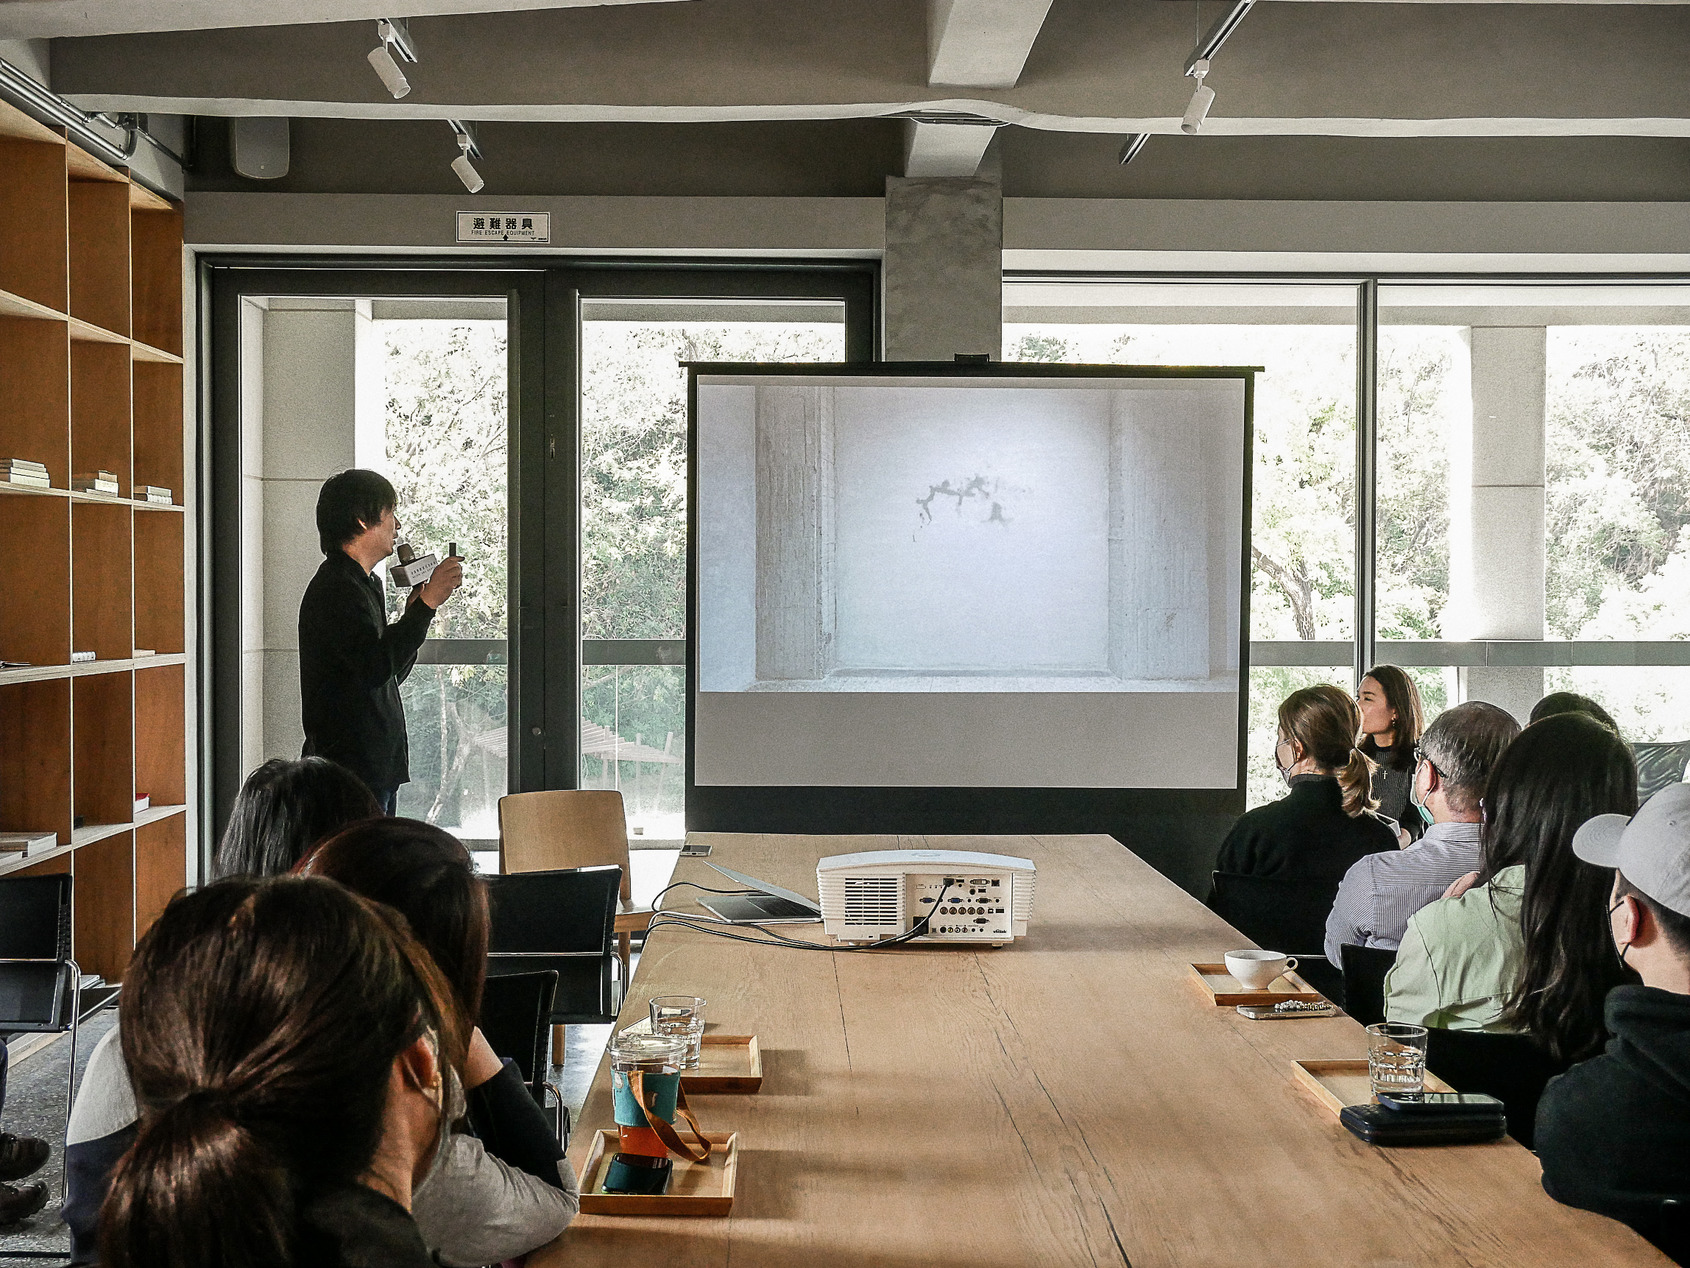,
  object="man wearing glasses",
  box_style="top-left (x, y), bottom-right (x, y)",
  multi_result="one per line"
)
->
top-left (1323, 701), bottom-right (1520, 966)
